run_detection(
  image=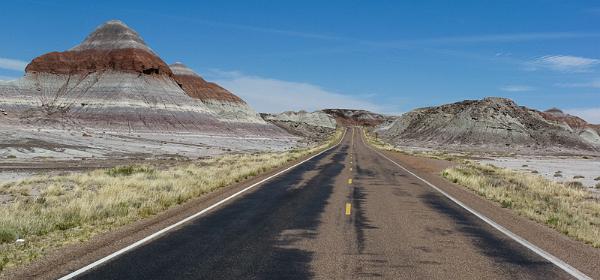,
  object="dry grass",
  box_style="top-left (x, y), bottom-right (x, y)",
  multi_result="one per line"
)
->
top-left (0, 130), bottom-right (342, 272)
top-left (442, 163), bottom-right (600, 247)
